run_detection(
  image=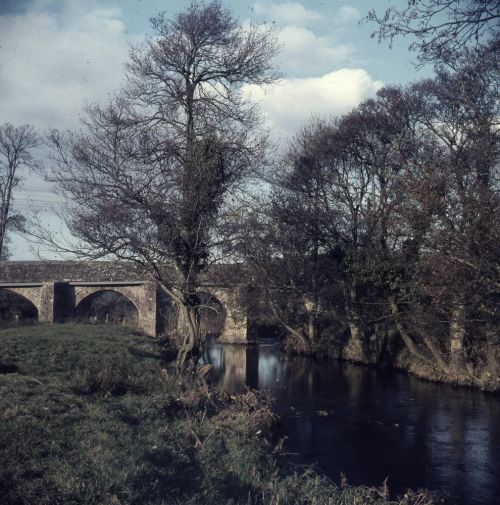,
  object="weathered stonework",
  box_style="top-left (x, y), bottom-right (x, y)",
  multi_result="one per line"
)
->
top-left (209, 287), bottom-right (248, 344)
top-left (0, 261), bottom-right (248, 342)
top-left (71, 282), bottom-right (157, 337)
top-left (2, 283), bottom-right (55, 323)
